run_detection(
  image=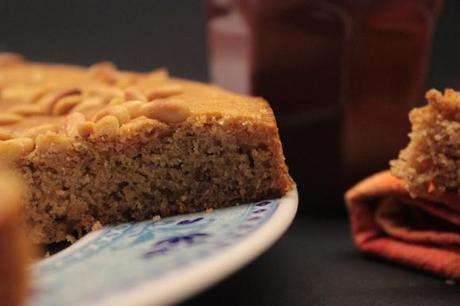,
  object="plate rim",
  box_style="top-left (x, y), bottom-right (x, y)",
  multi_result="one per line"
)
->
top-left (90, 188), bottom-right (298, 306)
